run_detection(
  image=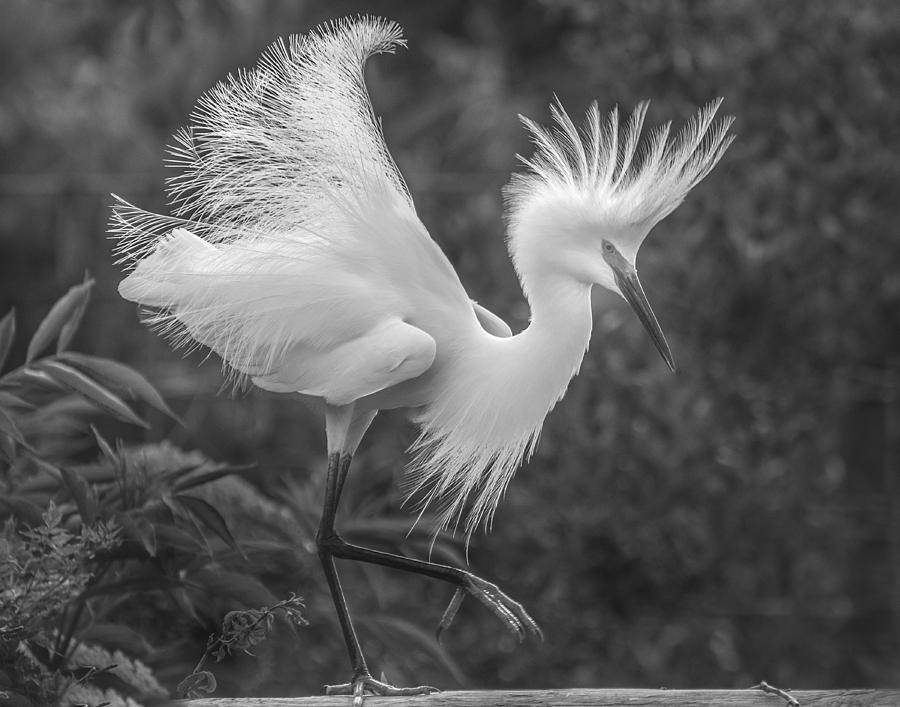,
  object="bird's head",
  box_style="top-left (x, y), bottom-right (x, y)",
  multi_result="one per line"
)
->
top-left (505, 98), bottom-right (734, 370)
